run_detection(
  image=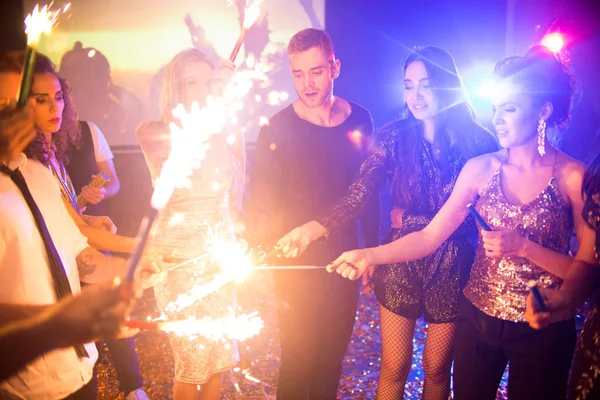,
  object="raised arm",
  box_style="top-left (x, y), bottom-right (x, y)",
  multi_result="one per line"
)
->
top-left (328, 155), bottom-right (487, 280)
